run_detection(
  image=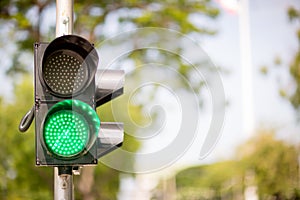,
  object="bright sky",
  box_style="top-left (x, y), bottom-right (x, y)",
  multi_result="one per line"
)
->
top-left (195, 0), bottom-right (300, 162)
